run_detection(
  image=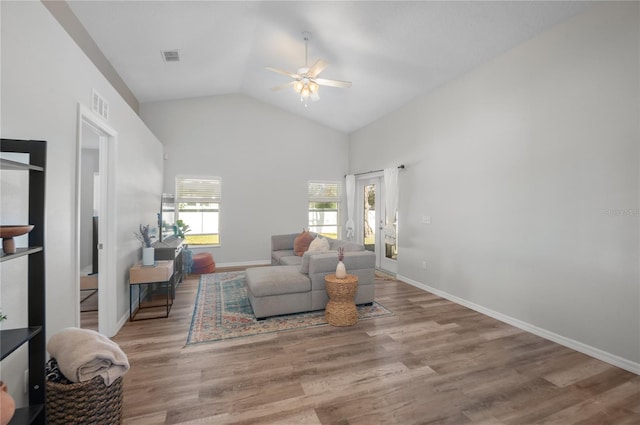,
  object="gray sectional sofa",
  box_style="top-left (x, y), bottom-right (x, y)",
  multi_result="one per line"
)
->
top-left (245, 232), bottom-right (376, 319)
